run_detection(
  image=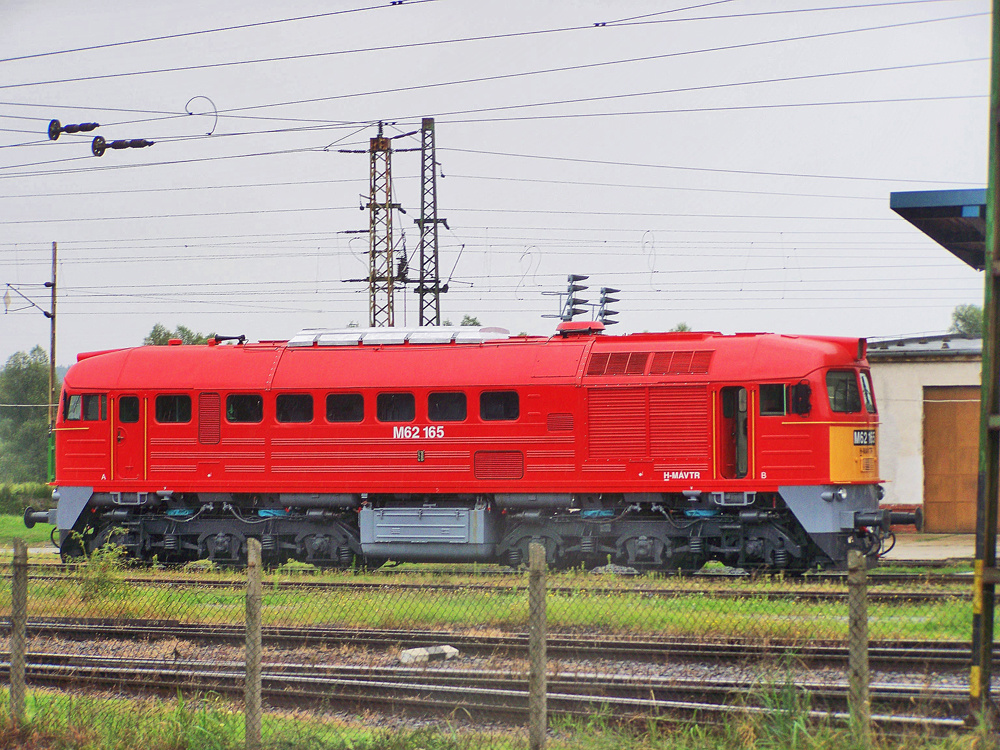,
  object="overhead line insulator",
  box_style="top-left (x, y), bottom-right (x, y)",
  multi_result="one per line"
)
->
top-left (92, 136), bottom-right (155, 157)
top-left (47, 119), bottom-right (99, 141)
